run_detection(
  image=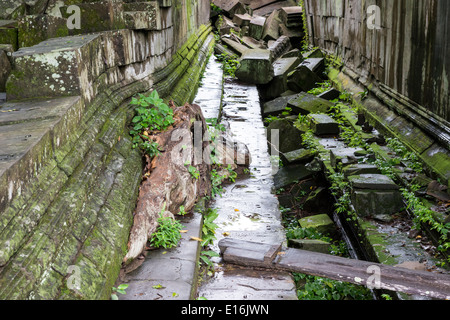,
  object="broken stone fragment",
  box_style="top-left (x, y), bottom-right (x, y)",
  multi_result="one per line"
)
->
top-left (329, 147), bottom-right (364, 168)
top-left (248, 15), bottom-right (266, 40)
top-left (232, 13), bottom-right (252, 27)
top-left (351, 188), bottom-right (404, 217)
top-left (287, 65), bottom-right (323, 92)
top-left (260, 56), bottom-right (301, 100)
top-left (300, 57), bottom-right (325, 75)
top-left (317, 88), bottom-right (341, 101)
top-left (123, 1), bottom-right (162, 30)
top-left (0, 49), bottom-right (11, 91)
top-left (298, 214), bottom-right (336, 238)
top-left (266, 118), bottom-right (304, 154)
top-left (268, 35), bottom-right (292, 60)
top-left (262, 9), bottom-right (280, 42)
top-left (280, 148), bottom-right (316, 165)
top-left (215, 15), bottom-right (238, 36)
top-left (212, 0), bottom-right (246, 18)
top-left (348, 174), bottom-right (400, 190)
top-left (288, 239), bottom-right (331, 254)
top-left (279, 23), bottom-right (304, 49)
top-left (0, 20), bottom-right (18, 51)
top-left (235, 48), bottom-right (274, 84)
top-left (307, 113), bottom-right (340, 136)
top-left (286, 92), bottom-right (334, 115)
top-left (263, 93), bottom-right (303, 117)
top-left (273, 163), bottom-right (314, 189)
top-left (221, 36), bottom-right (250, 56)
top-left (280, 6), bottom-right (303, 28)
top-left (342, 164), bottom-right (380, 177)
